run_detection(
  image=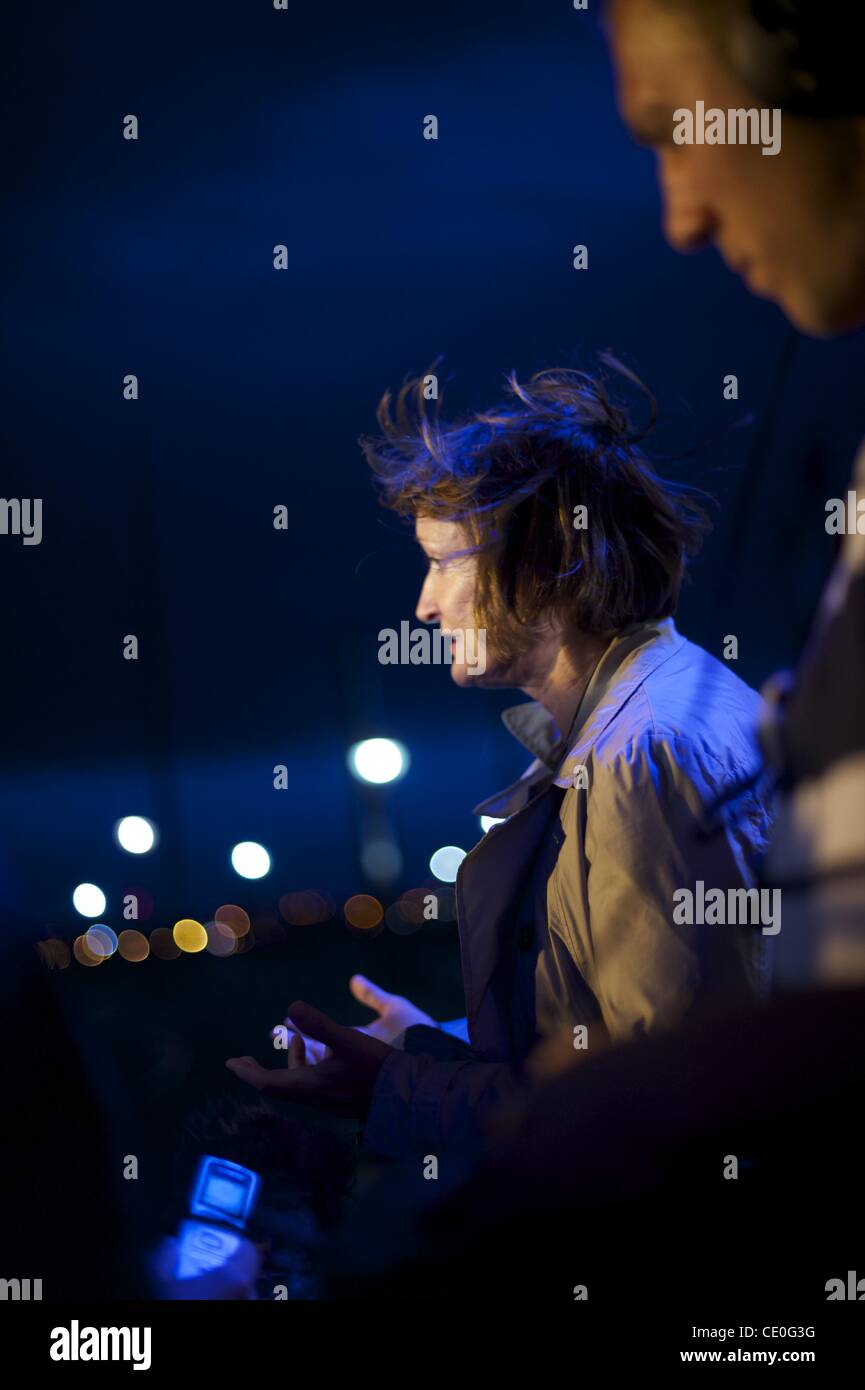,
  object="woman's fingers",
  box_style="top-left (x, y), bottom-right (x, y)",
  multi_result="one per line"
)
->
top-left (273, 1018), bottom-right (328, 1063)
top-left (349, 973), bottom-right (393, 1016)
